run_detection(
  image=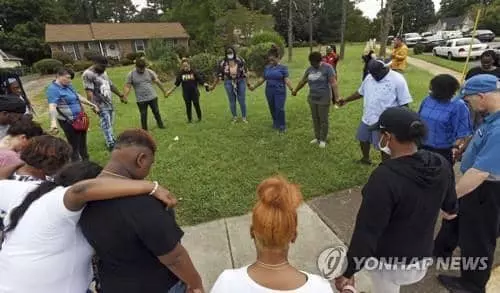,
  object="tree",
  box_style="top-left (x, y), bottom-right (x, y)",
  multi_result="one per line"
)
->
top-left (0, 0), bottom-right (71, 64)
top-left (238, 0), bottom-right (273, 13)
top-left (379, 0), bottom-right (394, 57)
top-left (135, 7), bottom-right (162, 22)
top-left (438, 0), bottom-right (477, 18)
top-left (58, 0), bottom-right (137, 23)
top-left (392, 0), bottom-right (435, 33)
